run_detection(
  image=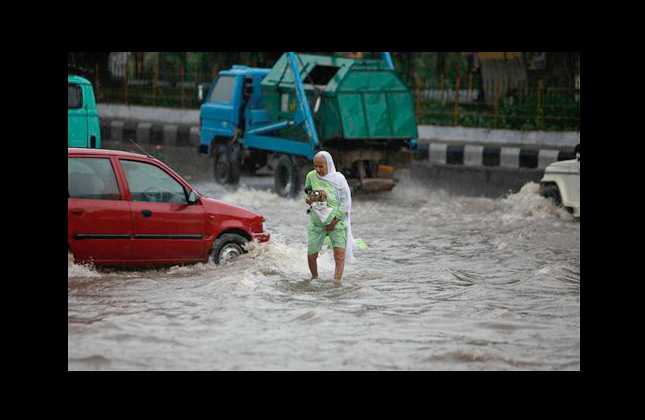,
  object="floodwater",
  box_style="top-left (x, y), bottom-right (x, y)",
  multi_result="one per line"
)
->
top-left (68, 168), bottom-right (580, 370)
